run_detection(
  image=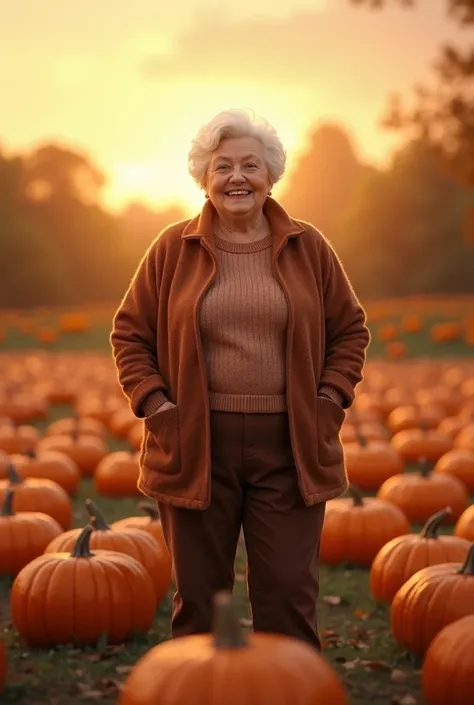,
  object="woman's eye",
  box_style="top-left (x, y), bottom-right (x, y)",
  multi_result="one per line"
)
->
top-left (246, 163), bottom-right (257, 168)
top-left (216, 164), bottom-right (228, 170)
